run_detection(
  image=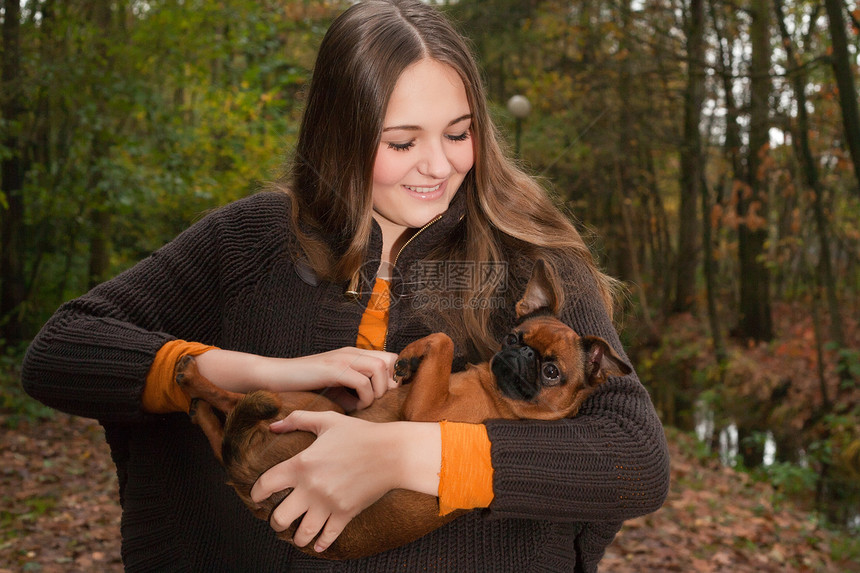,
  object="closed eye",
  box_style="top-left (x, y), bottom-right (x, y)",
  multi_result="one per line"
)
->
top-left (446, 130), bottom-right (470, 143)
top-left (387, 140), bottom-right (415, 152)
